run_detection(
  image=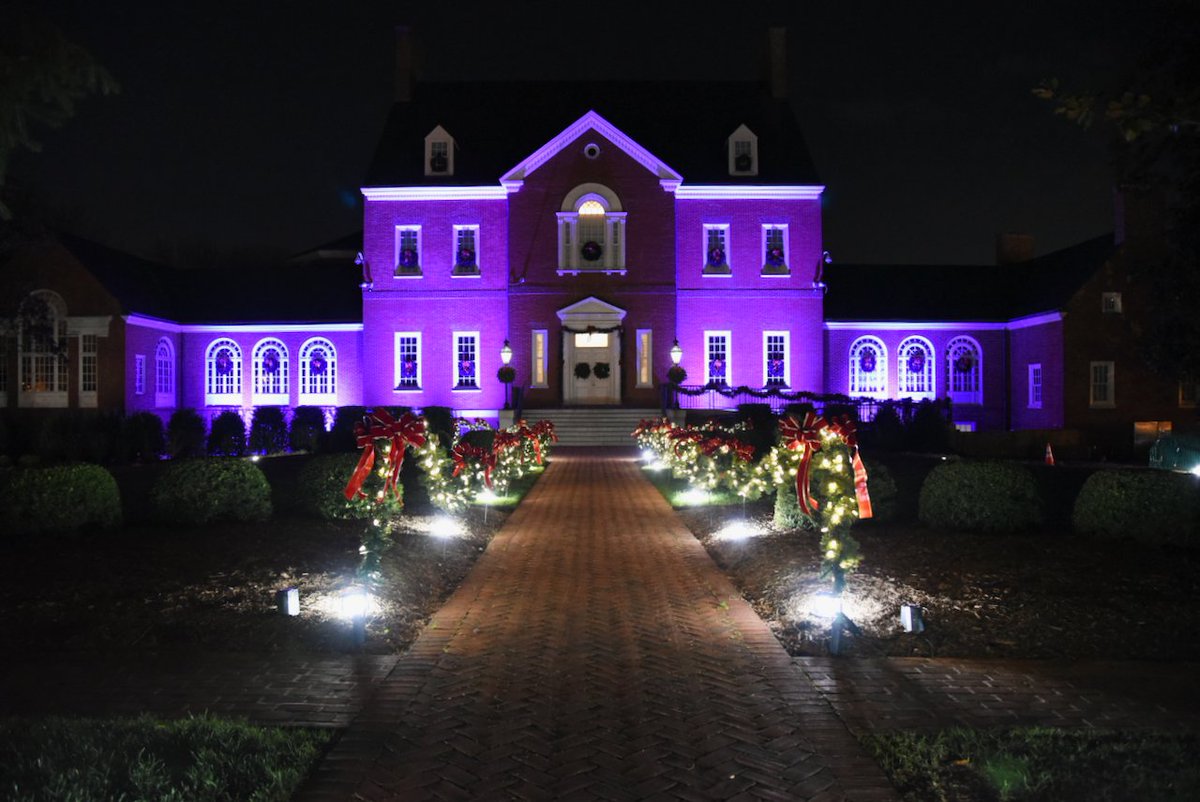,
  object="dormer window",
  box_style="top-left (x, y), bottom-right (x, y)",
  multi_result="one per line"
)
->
top-left (424, 126), bottom-right (455, 176)
top-left (556, 183), bottom-right (627, 275)
top-left (727, 124), bottom-right (758, 176)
